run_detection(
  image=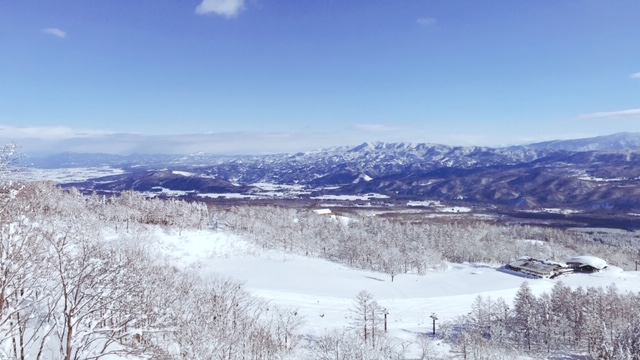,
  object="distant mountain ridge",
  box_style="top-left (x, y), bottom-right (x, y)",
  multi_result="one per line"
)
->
top-left (22, 132), bottom-right (640, 211)
top-left (27, 132), bottom-right (640, 169)
top-left (517, 132), bottom-right (640, 152)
